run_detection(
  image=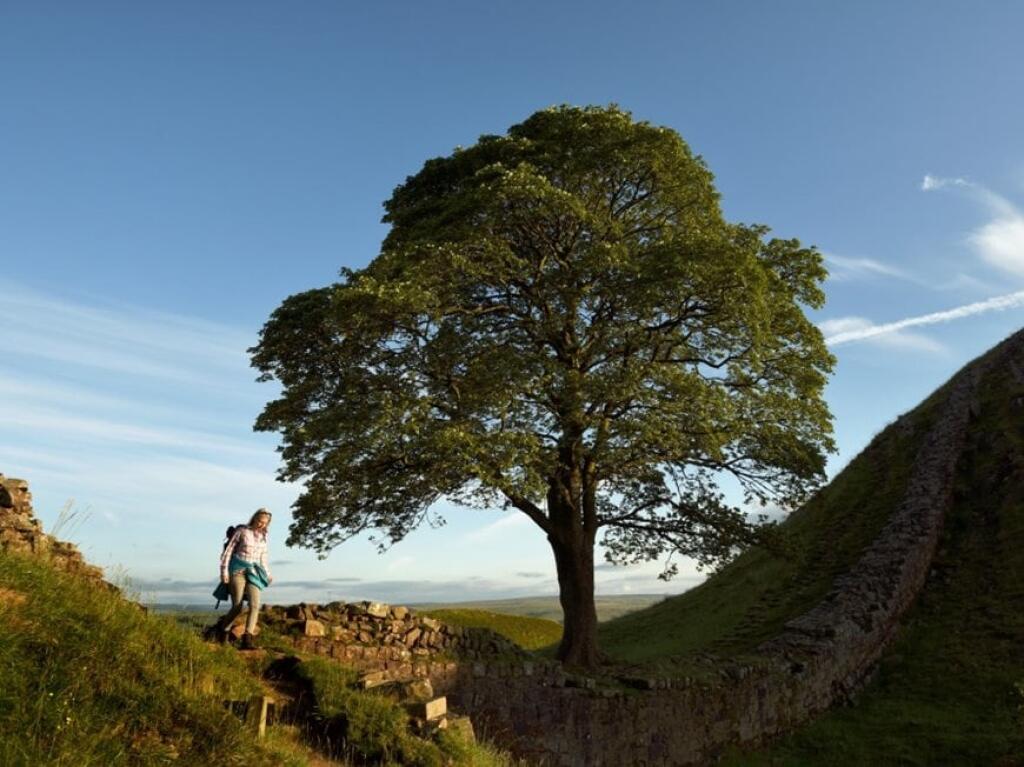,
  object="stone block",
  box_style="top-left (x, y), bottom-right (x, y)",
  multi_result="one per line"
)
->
top-left (366, 601), bottom-right (389, 618)
top-left (406, 696), bottom-right (446, 721)
top-left (391, 606), bottom-right (409, 620)
top-left (303, 619), bottom-right (326, 637)
top-left (401, 678), bottom-right (434, 701)
top-left (359, 671), bottom-right (388, 689)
